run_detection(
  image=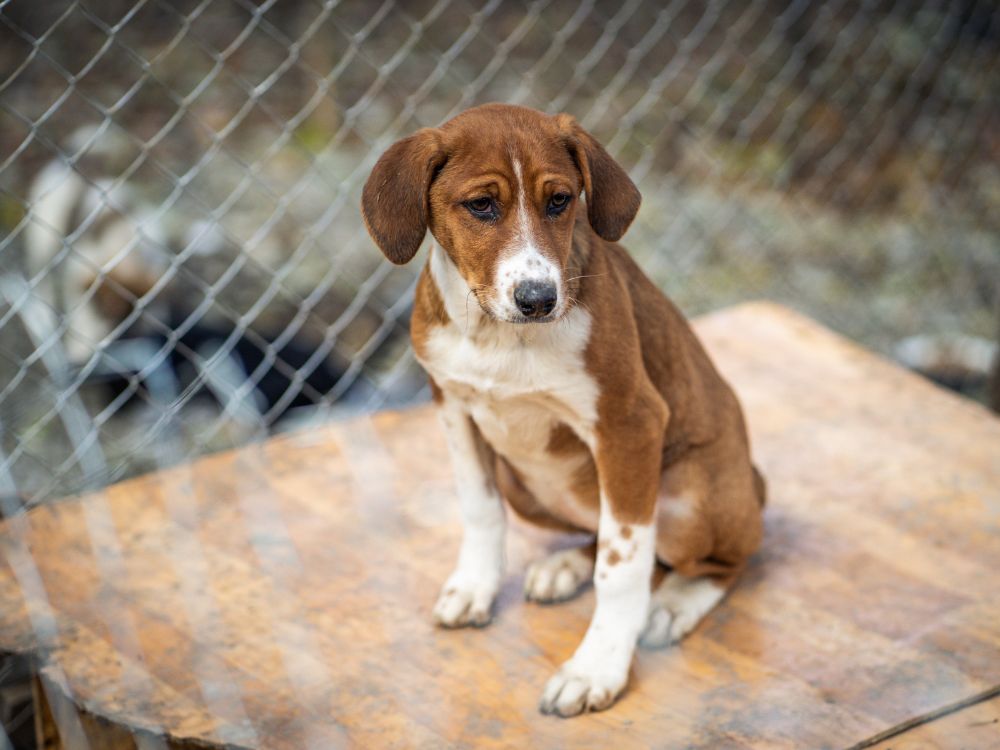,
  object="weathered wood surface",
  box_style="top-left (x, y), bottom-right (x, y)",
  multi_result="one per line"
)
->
top-left (1, 302), bottom-right (998, 749)
top-left (865, 693), bottom-right (1000, 750)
